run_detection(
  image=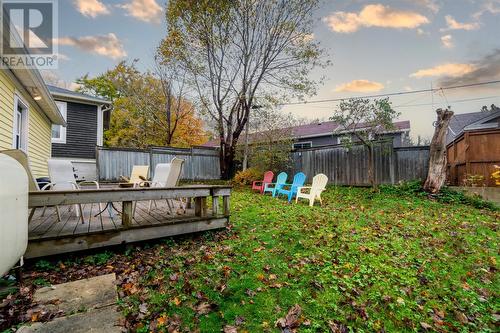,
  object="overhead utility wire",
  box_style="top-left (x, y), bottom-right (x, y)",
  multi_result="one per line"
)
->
top-left (393, 95), bottom-right (500, 108)
top-left (279, 79), bottom-right (500, 106)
